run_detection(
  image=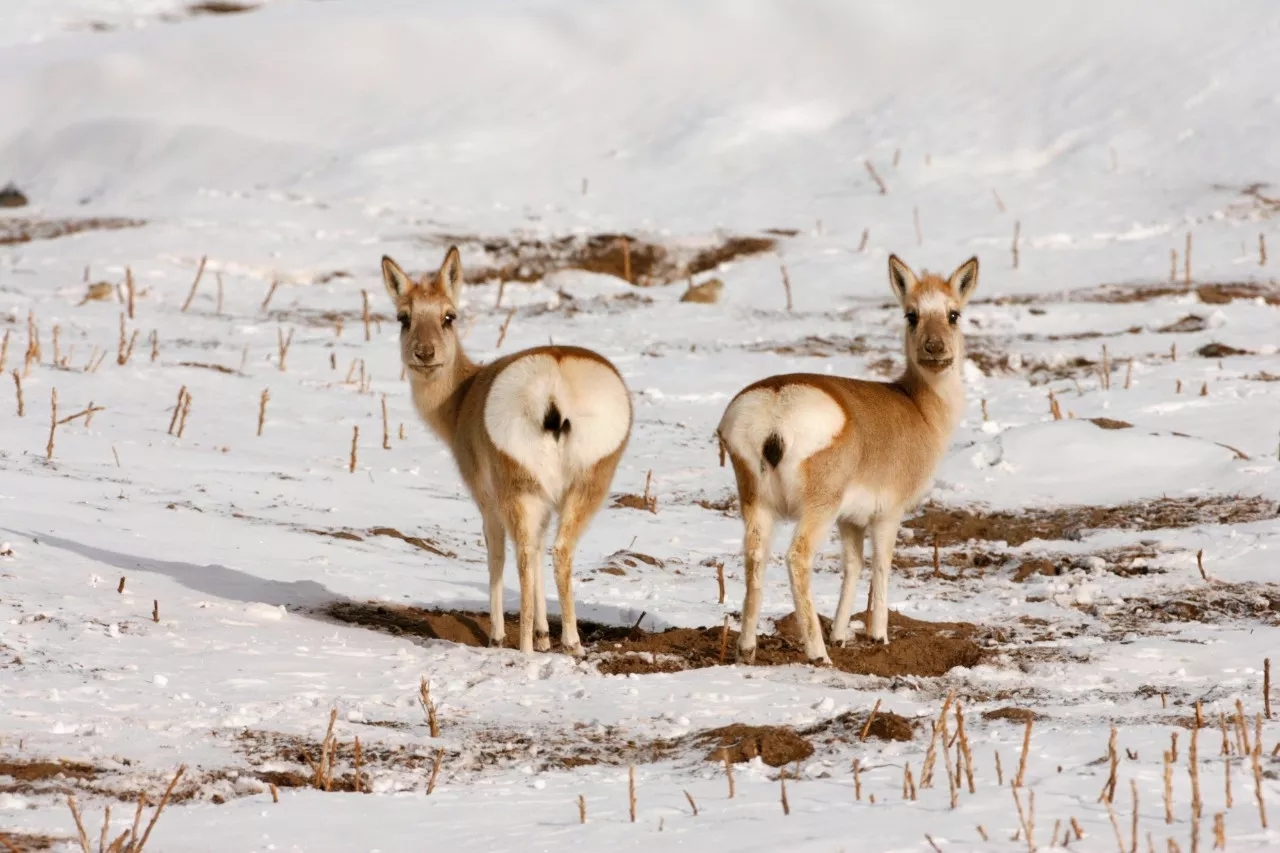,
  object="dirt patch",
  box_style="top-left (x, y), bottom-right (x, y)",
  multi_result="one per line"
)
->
top-left (965, 339), bottom-right (1100, 384)
top-left (0, 183), bottom-right (27, 208)
top-left (366, 526), bottom-right (455, 558)
top-left (324, 603), bottom-right (989, 677)
top-left (905, 496), bottom-right (1277, 547)
top-left (697, 725), bottom-right (813, 766)
top-left (611, 493), bottom-right (657, 512)
top-left (267, 307), bottom-right (392, 329)
top-left (1080, 582), bottom-right (1280, 629)
top-left (981, 707), bottom-right (1046, 723)
top-left (1089, 417), bottom-right (1133, 430)
top-left (0, 833), bottom-right (65, 851)
top-left (745, 335), bottom-right (870, 357)
top-left (0, 217), bottom-right (145, 246)
top-left (803, 710), bottom-right (917, 744)
top-left (437, 233), bottom-right (776, 287)
top-left (1158, 314), bottom-right (1208, 334)
top-left (176, 361), bottom-right (239, 375)
top-left (694, 493), bottom-right (739, 515)
top-left (1075, 281), bottom-right (1280, 306)
top-left (1197, 342), bottom-right (1252, 358)
top-left (0, 759), bottom-right (99, 783)
top-left (188, 1), bottom-right (259, 14)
